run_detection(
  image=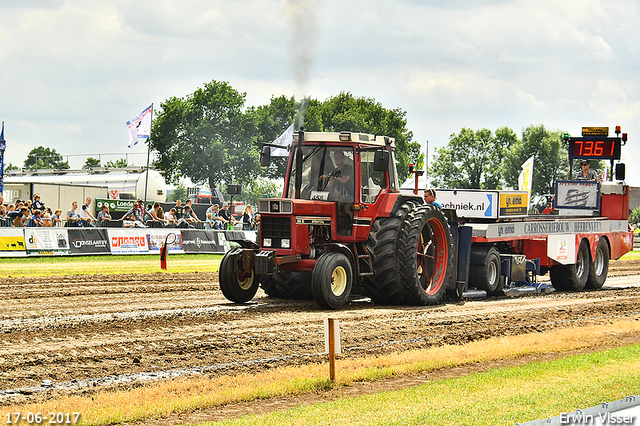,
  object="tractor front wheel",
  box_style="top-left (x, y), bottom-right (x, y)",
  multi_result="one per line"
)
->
top-left (219, 249), bottom-right (259, 303)
top-left (311, 252), bottom-right (353, 310)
